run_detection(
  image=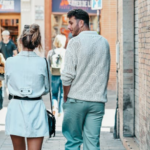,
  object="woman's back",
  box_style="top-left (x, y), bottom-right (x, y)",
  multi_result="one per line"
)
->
top-left (5, 24), bottom-right (50, 144)
top-left (6, 51), bottom-right (49, 98)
